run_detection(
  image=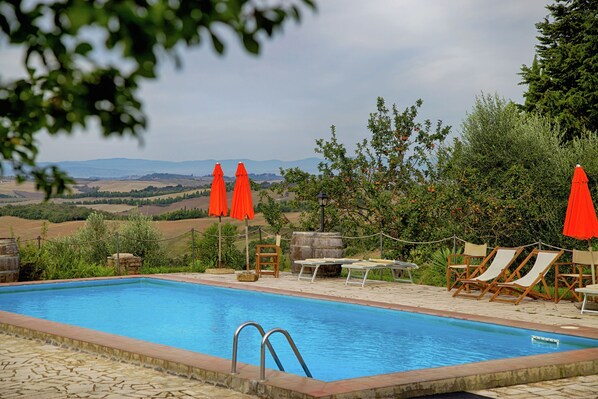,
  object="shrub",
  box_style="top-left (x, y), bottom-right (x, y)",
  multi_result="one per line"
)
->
top-left (415, 246), bottom-right (452, 287)
top-left (119, 211), bottom-right (166, 267)
top-left (18, 237), bottom-right (114, 280)
top-left (192, 222), bottom-right (244, 269)
top-left (75, 211), bottom-right (113, 264)
top-left (141, 259), bottom-right (207, 274)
